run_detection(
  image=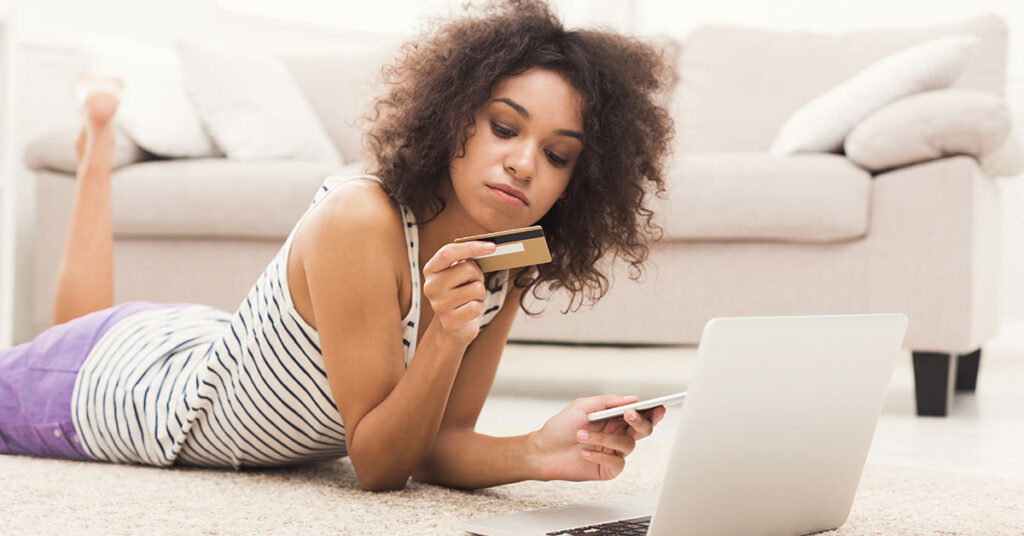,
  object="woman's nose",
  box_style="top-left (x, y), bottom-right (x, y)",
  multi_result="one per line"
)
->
top-left (505, 143), bottom-right (536, 180)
